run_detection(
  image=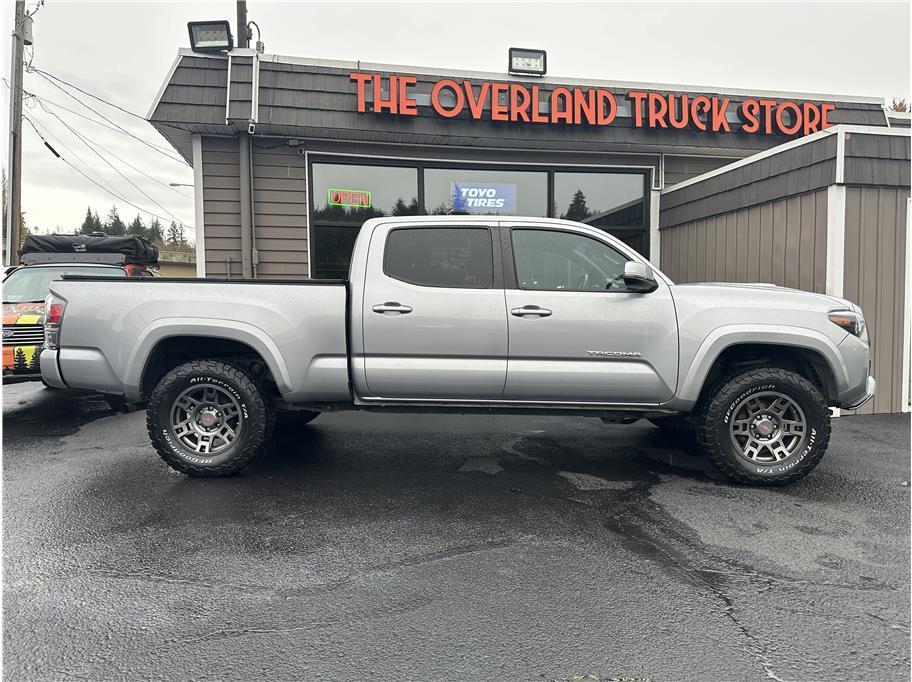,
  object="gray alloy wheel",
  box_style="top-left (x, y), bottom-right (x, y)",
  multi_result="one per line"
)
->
top-left (169, 383), bottom-right (244, 455)
top-left (147, 359), bottom-right (274, 477)
top-left (727, 391), bottom-right (808, 464)
top-left (695, 366), bottom-right (831, 486)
